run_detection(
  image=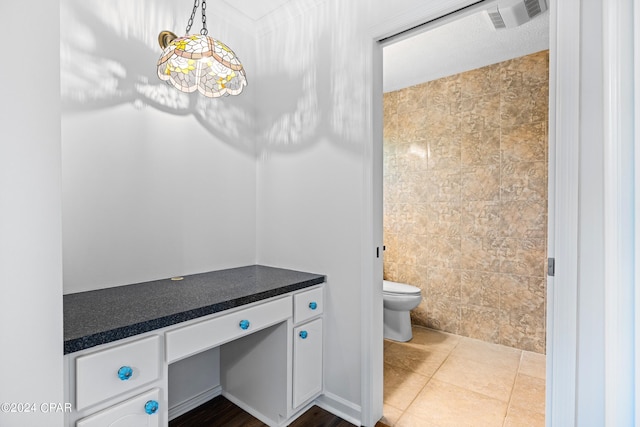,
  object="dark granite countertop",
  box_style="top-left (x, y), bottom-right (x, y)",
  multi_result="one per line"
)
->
top-left (64, 265), bottom-right (325, 354)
